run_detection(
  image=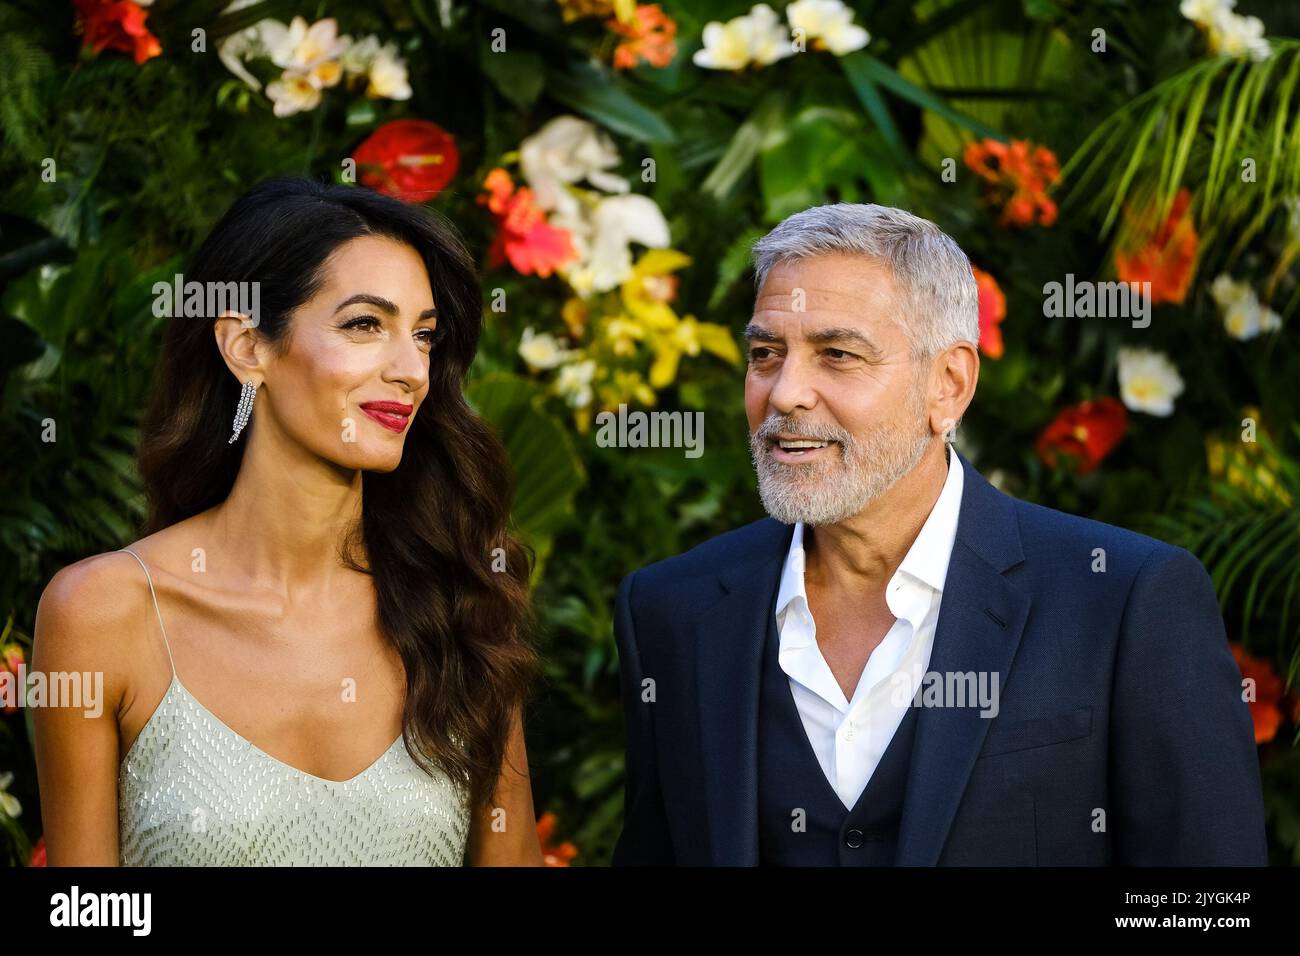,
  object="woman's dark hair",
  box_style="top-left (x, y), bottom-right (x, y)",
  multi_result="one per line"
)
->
top-left (137, 176), bottom-right (537, 810)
